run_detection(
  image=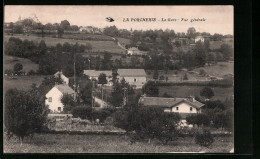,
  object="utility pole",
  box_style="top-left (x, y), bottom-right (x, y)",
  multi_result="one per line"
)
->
top-left (123, 87), bottom-right (127, 107)
top-left (73, 50), bottom-right (76, 101)
top-left (88, 59), bottom-right (91, 70)
top-left (91, 80), bottom-right (94, 123)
